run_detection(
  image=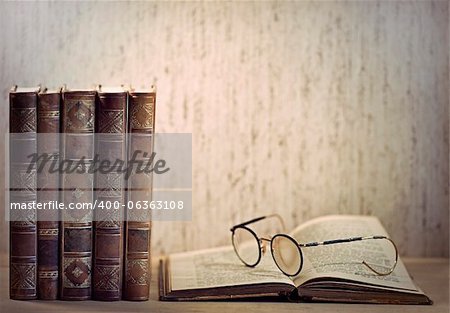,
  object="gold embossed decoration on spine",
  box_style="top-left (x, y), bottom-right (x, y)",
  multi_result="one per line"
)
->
top-left (9, 86), bottom-right (40, 300)
top-left (37, 88), bottom-right (61, 300)
top-left (60, 88), bottom-right (96, 300)
top-left (93, 86), bottom-right (128, 301)
top-left (123, 86), bottom-right (156, 301)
